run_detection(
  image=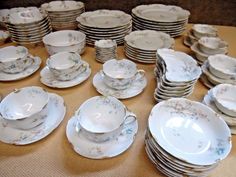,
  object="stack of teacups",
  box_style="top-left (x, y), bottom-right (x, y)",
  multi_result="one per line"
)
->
top-left (200, 54), bottom-right (236, 88)
top-left (145, 98), bottom-right (232, 176)
top-left (99, 59), bottom-right (145, 90)
top-left (154, 49), bottom-right (201, 102)
top-left (203, 84), bottom-right (236, 134)
top-left (4, 7), bottom-right (52, 45)
top-left (66, 96), bottom-right (138, 159)
top-left (191, 36), bottom-right (228, 65)
top-left (0, 86), bottom-right (49, 130)
top-left (0, 46), bottom-right (37, 74)
top-left (43, 52), bottom-right (87, 82)
top-left (184, 24), bottom-right (218, 47)
top-left (94, 39), bottom-right (117, 63)
top-left (41, 1), bottom-right (85, 30)
top-left (42, 30), bottom-right (86, 56)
